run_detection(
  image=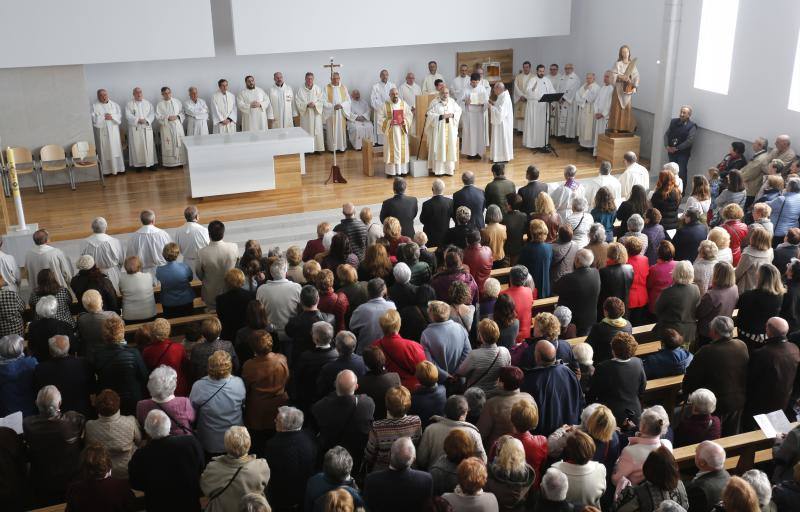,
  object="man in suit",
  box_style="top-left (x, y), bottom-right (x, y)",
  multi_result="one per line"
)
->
top-left (364, 437), bottom-right (433, 512)
top-left (554, 249), bottom-right (601, 336)
top-left (518, 165), bottom-right (549, 215)
top-left (380, 177), bottom-right (418, 238)
top-left (503, 194), bottom-right (529, 265)
top-left (686, 441), bottom-right (730, 512)
top-left (484, 162), bottom-right (517, 212)
top-left (32, 335), bottom-right (94, 417)
top-left (452, 171), bottom-right (486, 229)
top-left (196, 220), bottom-right (239, 309)
top-left (420, 179), bottom-right (453, 248)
